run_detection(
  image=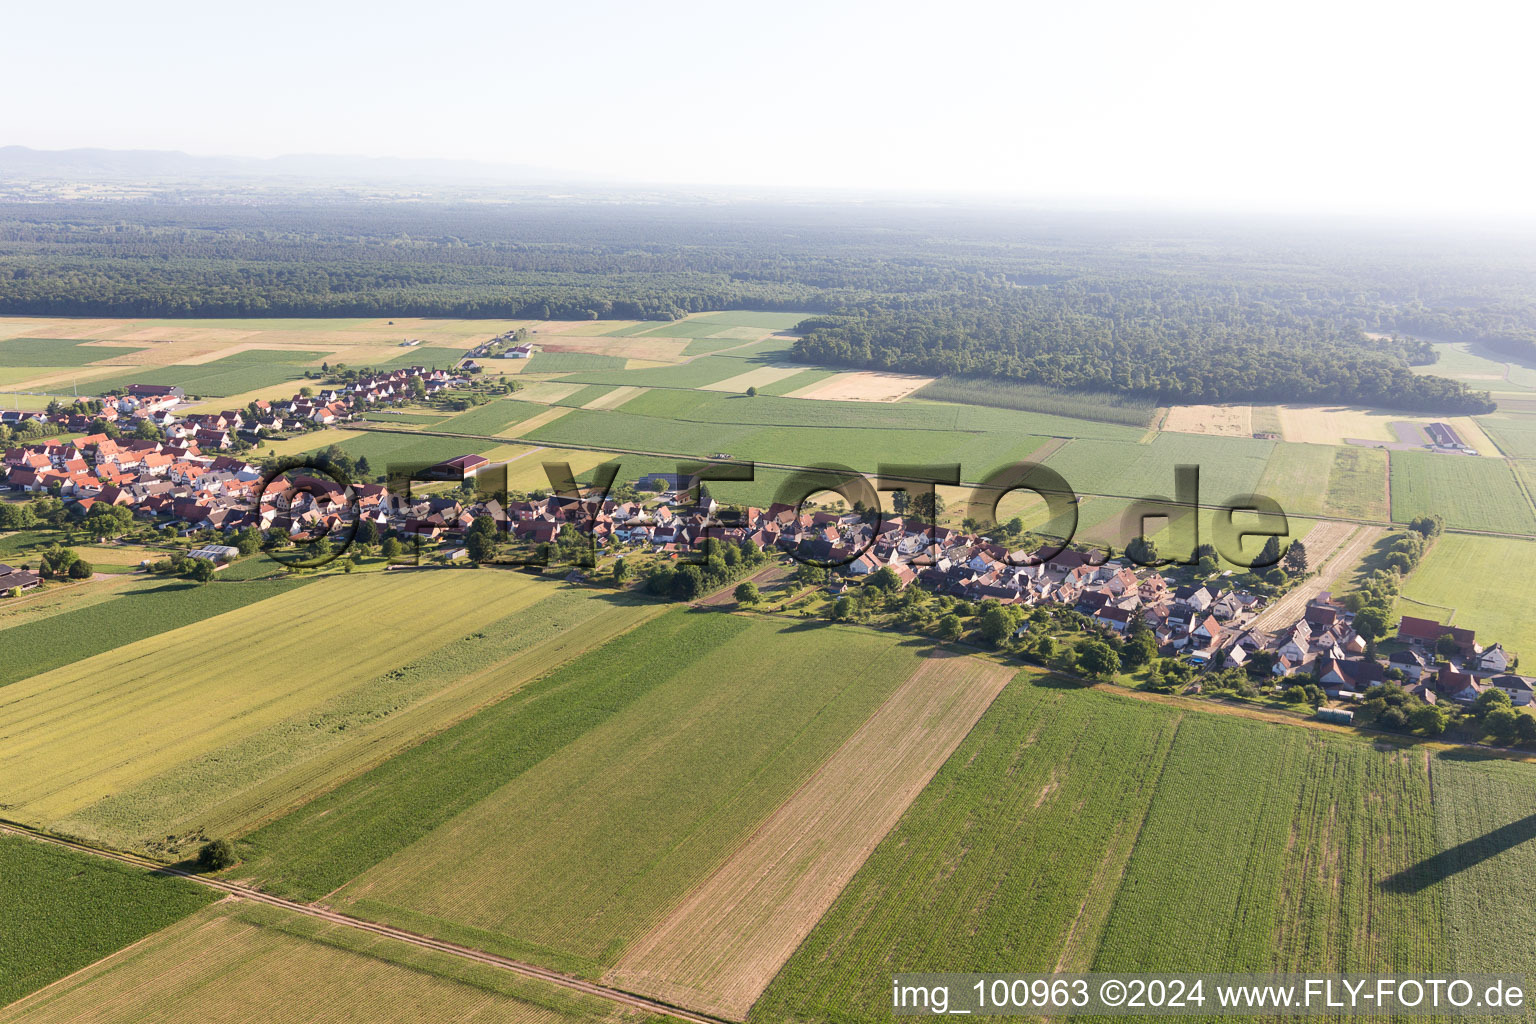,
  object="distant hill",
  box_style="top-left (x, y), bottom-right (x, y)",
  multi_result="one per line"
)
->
top-left (0, 145), bottom-right (584, 184)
